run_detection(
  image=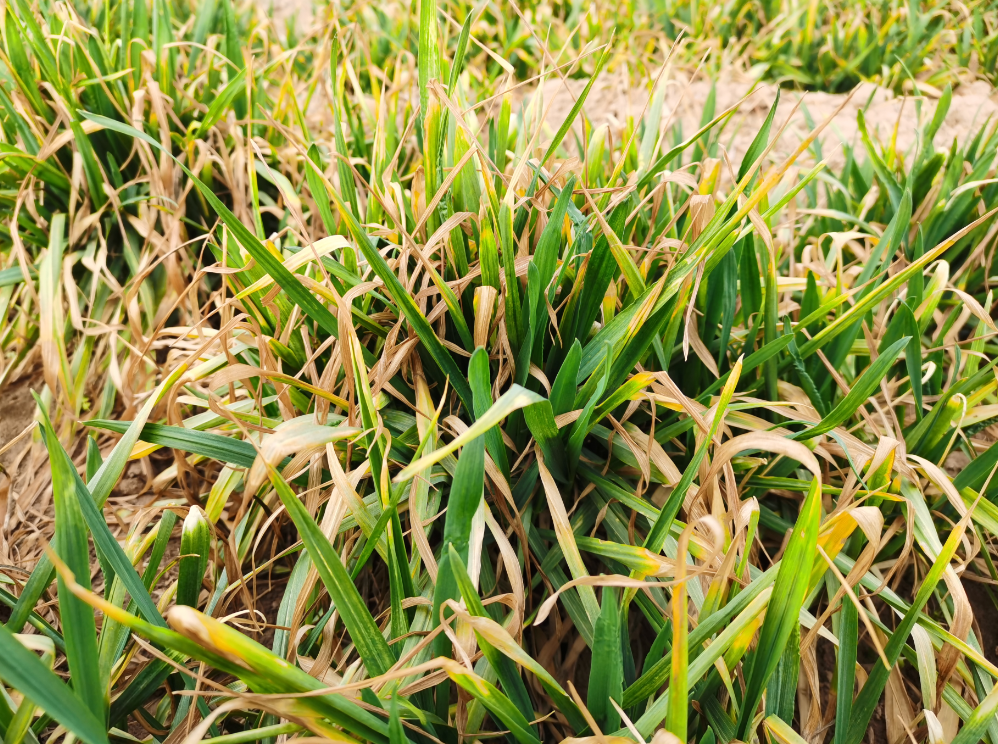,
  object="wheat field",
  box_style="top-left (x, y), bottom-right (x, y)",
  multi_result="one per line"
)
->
top-left (0, 1), bottom-right (997, 743)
